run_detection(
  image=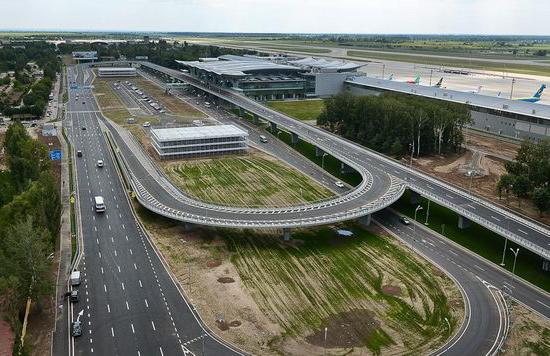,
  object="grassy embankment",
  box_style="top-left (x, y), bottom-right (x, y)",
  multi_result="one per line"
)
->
top-left (163, 153), bottom-right (333, 207)
top-left (266, 99), bottom-right (325, 121)
top-left (260, 99), bottom-right (550, 292)
top-left (347, 50), bottom-right (550, 77)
